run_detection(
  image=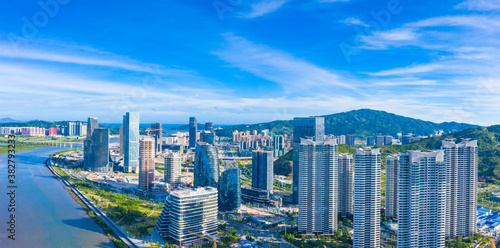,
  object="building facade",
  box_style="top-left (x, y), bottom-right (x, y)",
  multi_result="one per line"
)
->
top-left (84, 127), bottom-right (111, 173)
top-left (338, 153), bottom-right (353, 217)
top-left (346, 134), bottom-right (355, 146)
top-left (194, 142), bottom-right (219, 188)
top-left (353, 148), bottom-right (381, 248)
top-left (386, 154), bottom-right (400, 220)
top-left (139, 136), bottom-right (155, 190)
top-left (397, 151), bottom-right (447, 248)
top-left (252, 150), bottom-right (274, 194)
top-left (292, 117), bottom-right (325, 204)
top-left (155, 187), bottom-right (218, 246)
top-left (151, 123), bottom-right (162, 153)
top-left (443, 139), bottom-right (478, 239)
top-left (165, 153), bottom-right (181, 184)
top-left (189, 117), bottom-right (197, 148)
top-left (123, 112), bottom-right (139, 173)
top-left (298, 138), bottom-right (338, 235)
top-left (218, 168), bottom-right (241, 212)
